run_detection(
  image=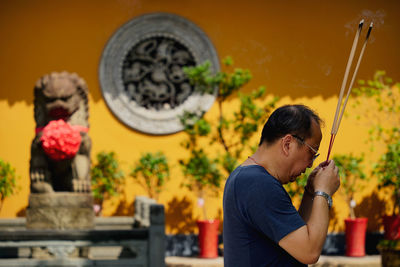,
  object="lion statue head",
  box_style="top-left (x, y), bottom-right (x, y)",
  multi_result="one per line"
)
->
top-left (34, 71), bottom-right (89, 128)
